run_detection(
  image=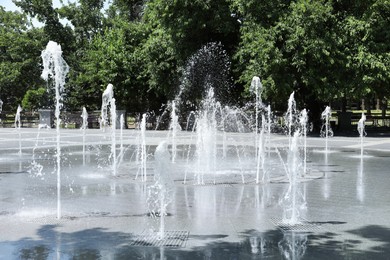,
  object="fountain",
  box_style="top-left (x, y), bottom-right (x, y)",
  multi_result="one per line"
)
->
top-left (2, 41), bottom-right (389, 259)
top-left (194, 87), bottom-right (219, 184)
top-left (110, 97), bottom-right (117, 176)
top-left (0, 99), bottom-right (2, 124)
top-left (81, 107), bottom-right (88, 165)
top-left (299, 109), bottom-right (308, 176)
top-left (98, 84), bottom-right (118, 175)
top-left (320, 106), bottom-right (333, 152)
top-left (256, 115), bottom-right (266, 184)
top-left (286, 92), bottom-right (297, 148)
top-left (281, 131), bottom-right (306, 225)
top-left (15, 105), bottom-right (22, 155)
top-left (136, 113), bottom-right (147, 181)
top-left (118, 114), bottom-right (125, 165)
top-left (250, 76), bottom-right (263, 154)
top-left (41, 40), bottom-right (69, 219)
top-left (169, 100), bottom-right (181, 163)
top-left (357, 112), bottom-right (366, 157)
top-left (147, 141), bottom-right (174, 239)
top-left (100, 83), bottom-right (114, 130)
top-left (266, 104), bottom-right (272, 156)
